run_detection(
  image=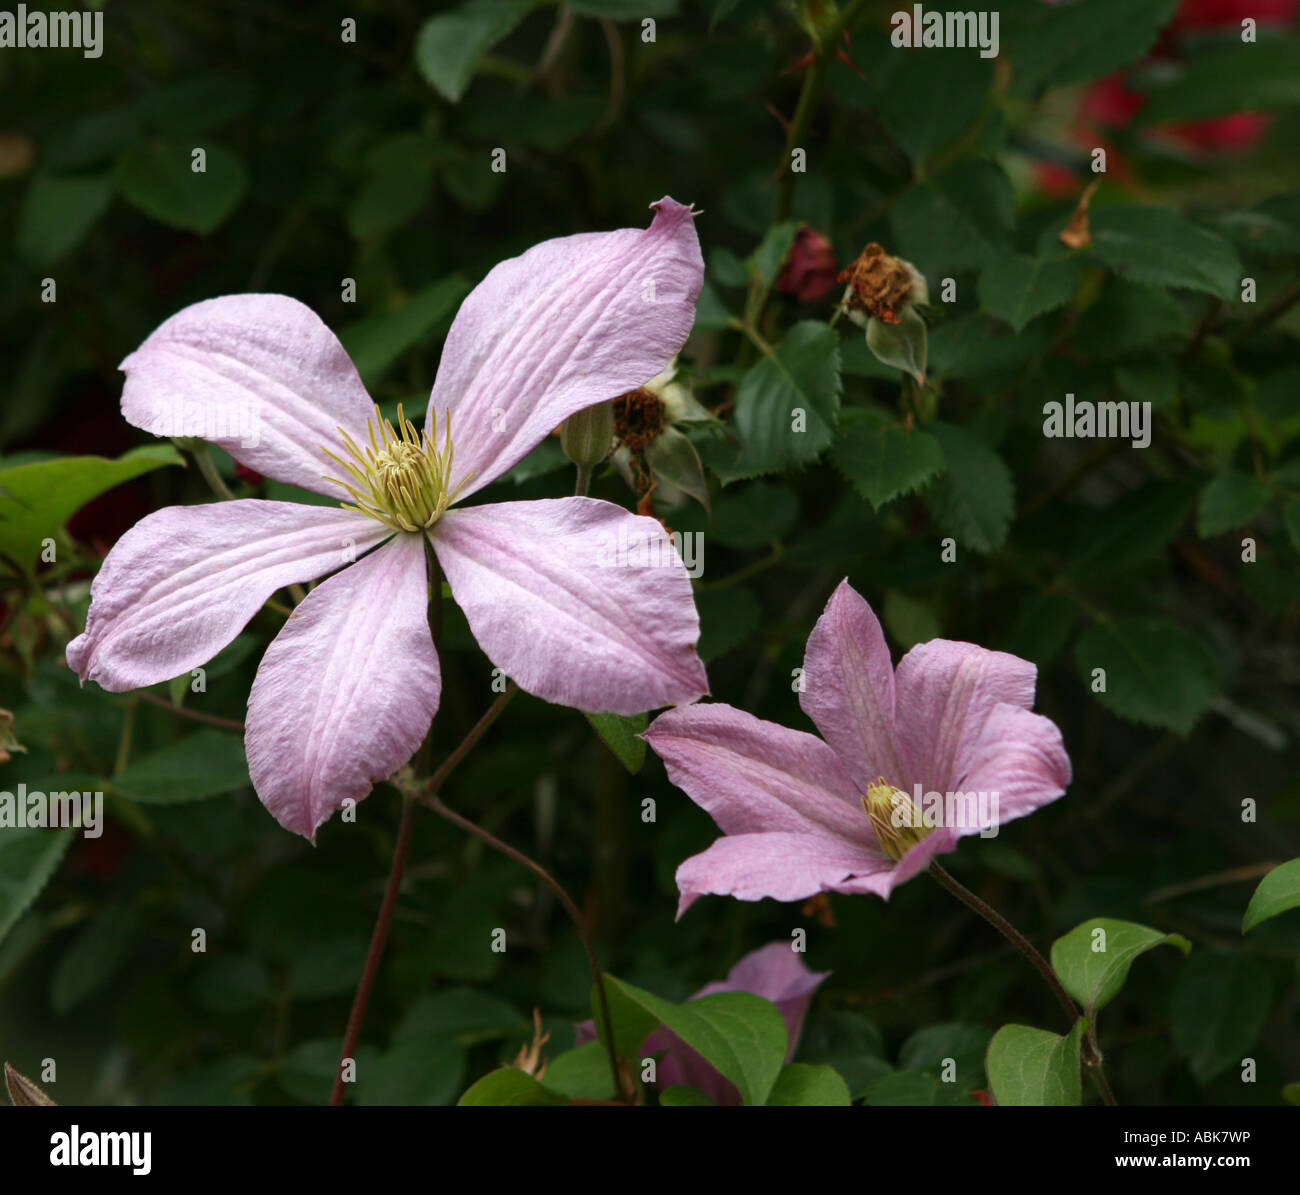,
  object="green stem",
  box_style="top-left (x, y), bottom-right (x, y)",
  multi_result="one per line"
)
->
top-left (113, 698), bottom-right (137, 775)
top-left (928, 862), bottom-right (1118, 1106)
top-left (193, 444), bottom-right (236, 502)
top-left (775, 55), bottom-right (827, 225)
